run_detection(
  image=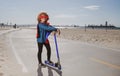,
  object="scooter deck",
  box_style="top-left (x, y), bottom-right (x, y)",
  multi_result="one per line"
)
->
top-left (44, 61), bottom-right (62, 74)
